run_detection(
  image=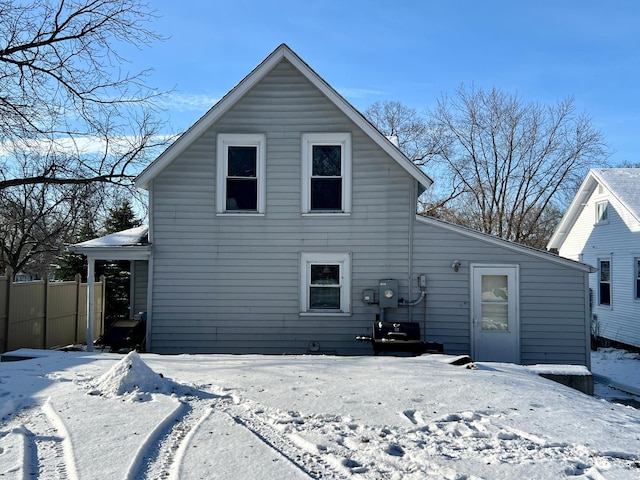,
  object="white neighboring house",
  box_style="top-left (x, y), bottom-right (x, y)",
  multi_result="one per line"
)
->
top-left (548, 168), bottom-right (640, 348)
